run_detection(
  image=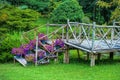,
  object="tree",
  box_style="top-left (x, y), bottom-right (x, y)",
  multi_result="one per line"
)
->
top-left (6, 0), bottom-right (65, 17)
top-left (97, 0), bottom-right (120, 22)
top-left (78, 0), bottom-right (108, 24)
top-left (50, 0), bottom-right (84, 23)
